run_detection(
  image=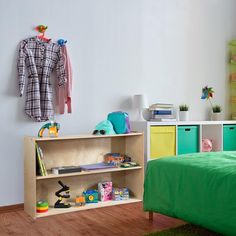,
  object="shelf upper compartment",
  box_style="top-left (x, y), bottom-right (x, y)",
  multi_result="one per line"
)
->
top-left (36, 166), bottom-right (142, 180)
top-left (27, 132), bottom-right (143, 142)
